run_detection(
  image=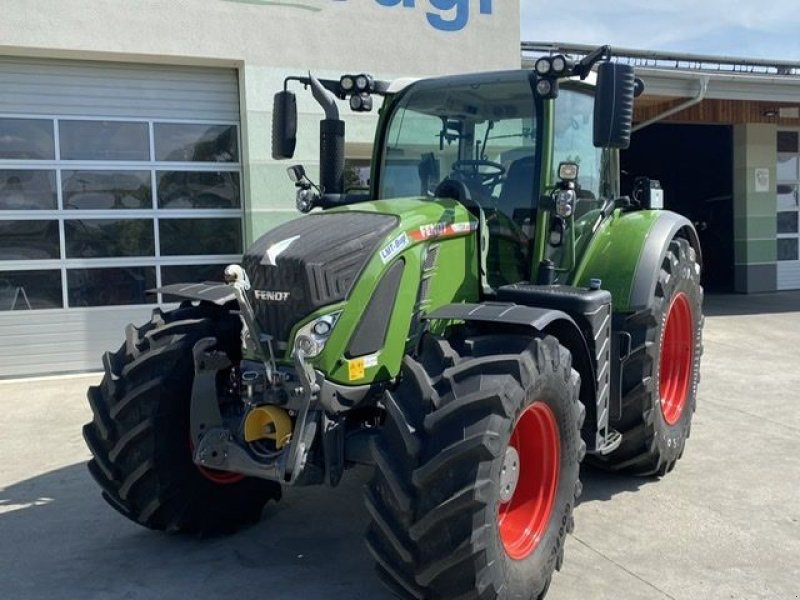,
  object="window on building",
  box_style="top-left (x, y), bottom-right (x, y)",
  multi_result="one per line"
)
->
top-left (776, 130), bottom-right (800, 289)
top-left (0, 116), bottom-right (243, 311)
